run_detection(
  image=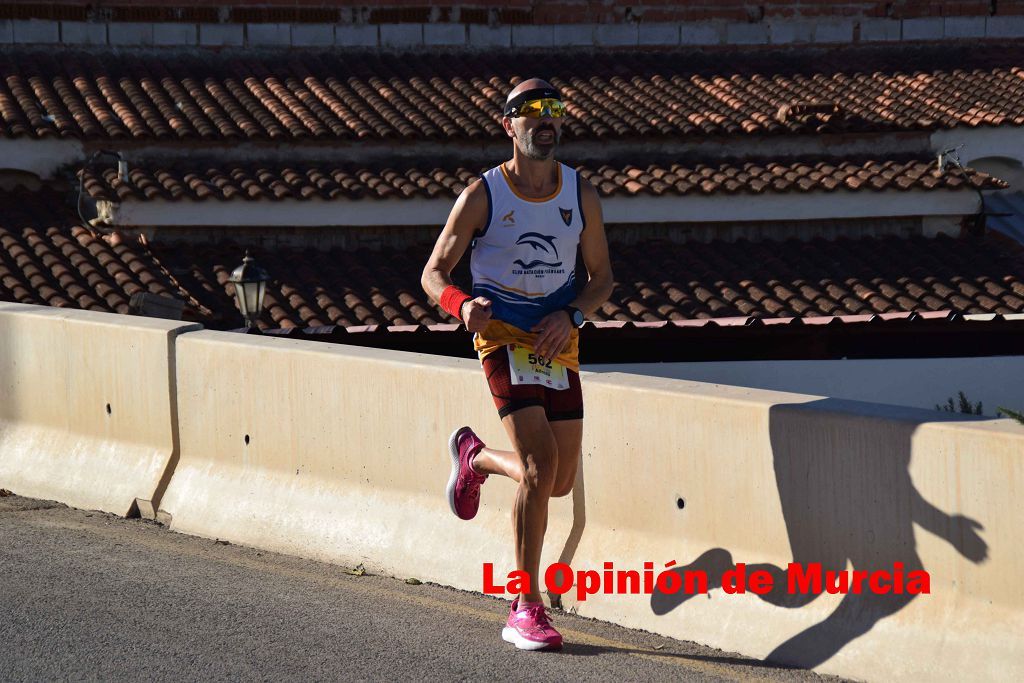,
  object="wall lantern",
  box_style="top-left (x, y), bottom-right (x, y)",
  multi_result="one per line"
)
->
top-left (228, 251), bottom-right (270, 329)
